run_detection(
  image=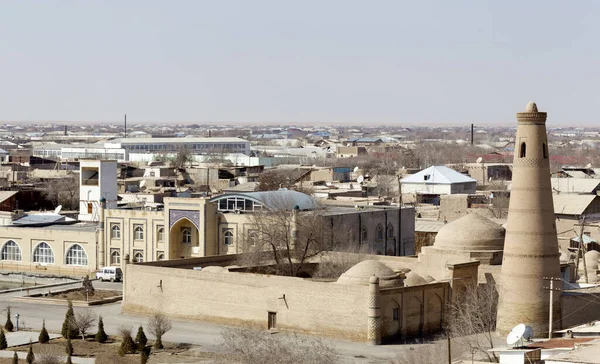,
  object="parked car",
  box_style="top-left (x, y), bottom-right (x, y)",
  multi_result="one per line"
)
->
top-left (96, 267), bottom-right (123, 282)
